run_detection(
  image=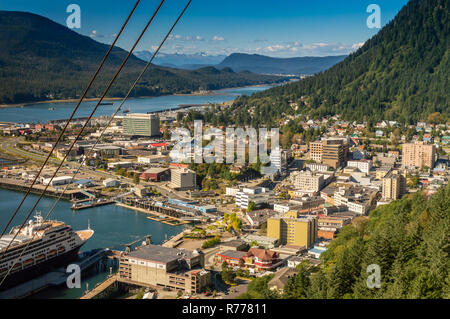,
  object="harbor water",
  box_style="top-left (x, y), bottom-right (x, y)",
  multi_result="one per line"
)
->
top-left (0, 189), bottom-right (184, 299)
top-left (0, 86), bottom-right (271, 123)
top-left (0, 85), bottom-right (271, 298)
